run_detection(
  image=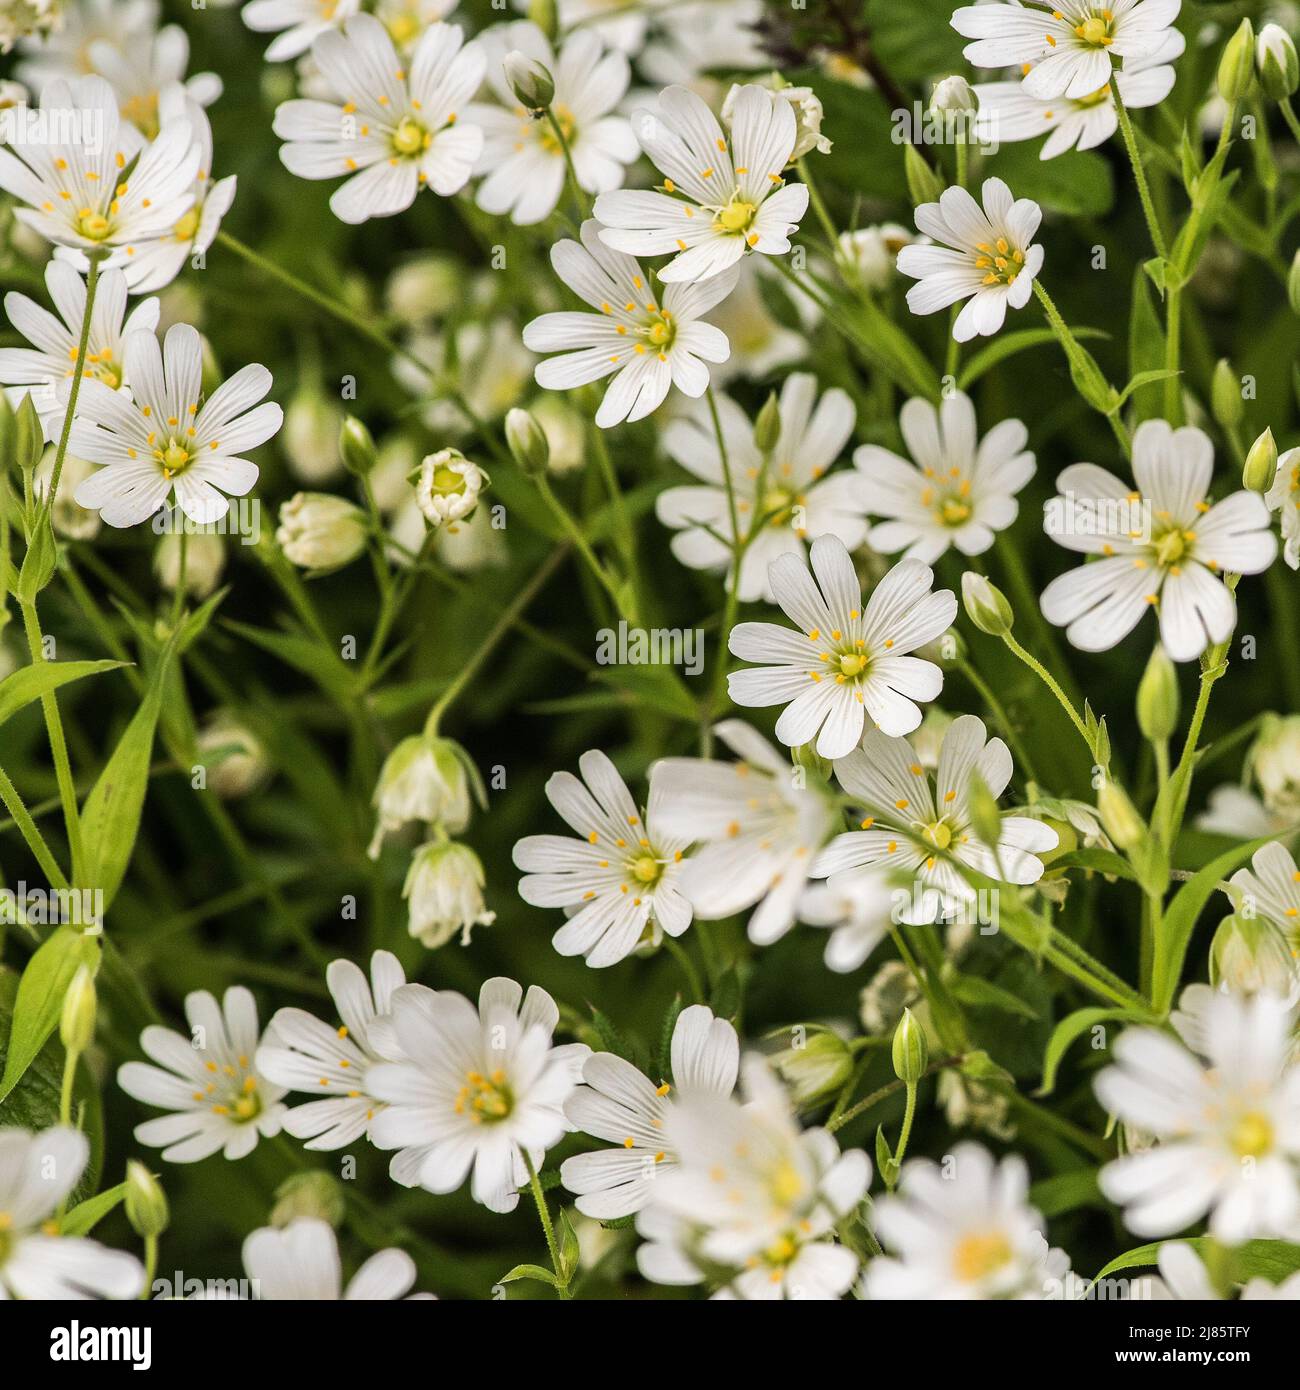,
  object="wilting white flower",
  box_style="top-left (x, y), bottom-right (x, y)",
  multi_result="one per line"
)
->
top-left (276, 491), bottom-right (369, 570)
top-left (370, 733), bottom-right (473, 857)
top-left (404, 839), bottom-right (495, 948)
top-left (897, 178), bottom-right (1044, 342)
top-left (1040, 420), bottom-right (1276, 661)
top-left (118, 987), bottom-right (289, 1162)
top-left (859, 959), bottom-right (920, 1035)
top-left (195, 710), bottom-right (268, 799)
top-left (88, 20), bottom-right (221, 136)
top-left (561, 1005), bottom-right (739, 1217)
top-left (854, 390), bottom-right (1034, 563)
top-left (524, 219), bottom-right (735, 429)
top-left (1096, 988), bottom-right (1300, 1242)
top-left (367, 977), bottom-right (589, 1212)
top-left (636, 1057), bottom-right (870, 1299)
top-left (235, 1219), bottom-right (429, 1299)
top-left (797, 871), bottom-right (897, 973)
top-left (1266, 447), bottom-right (1300, 570)
top-left (244, 0), bottom-right (361, 62)
top-left (0, 262), bottom-right (159, 439)
top-left (721, 76), bottom-right (831, 160)
top-left (973, 35), bottom-right (1183, 160)
top-left (656, 374), bottom-right (866, 602)
top-left (593, 84), bottom-right (809, 283)
top-left (514, 748), bottom-right (693, 967)
top-left (257, 951), bottom-right (413, 1153)
top-left (815, 715), bottom-right (1058, 922)
top-left (0, 1125), bottom-right (144, 1299)
top-left (728, 535), bottom-right (957, 757)
top-left (1149, 1240), bottom-right (1300, 1300)
top-left (837, 223), bottom-right (914, 292)
top-left (1231, 841), bottom-right (1300, 938)
top-left (865, 1141), bottom-right (1070, 1299)
top-left (468, 22), bottom-right (637, 225)
top-left (274, 16), bottom-right (485, 223)
top-left (70, 323), bottom-right (281, 527)
top-left (412, 448), bottom-right (487, 527)
top-left (0, 0), bottom-right (60, 55)
top-left (0, 75), bottom-right (199, 276)
top-left (951, 0), bottom-right (1184, 100)
top-left (649, 720), bottom-right (839, 946)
